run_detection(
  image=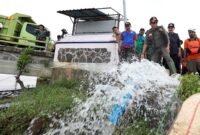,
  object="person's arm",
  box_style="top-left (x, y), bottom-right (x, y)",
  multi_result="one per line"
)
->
top-left (34, 29), bottom-right (40, 40)
top-left (141, 44), bottom-right (148, 59)
top-left (141, 36), bottom-right (148, 59)
top-left (134, 40), bottom-right (137, 55)
top-left (178, 47), bottom-right (181, 57)
top-left (119, 41), bottom-right (122, 52)
top-left (176, 34), bottom-right (182, 57)
top-left (119, 33), bottom-right (123, 52)
top-left (134, 33), bottom-right (137, 53)
top-left (34, 29), bottom-right (39, 35)
top-left (183, 40), bottom-right (188, 59)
